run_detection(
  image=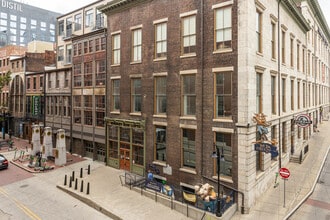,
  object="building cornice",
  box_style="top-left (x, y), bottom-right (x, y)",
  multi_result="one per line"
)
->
top-left (282, 0), bottom-right (311, 32)
top-left (98, 0), bottom-right (151, 15)
top-left (307, 0), bottom-right (330, 44)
